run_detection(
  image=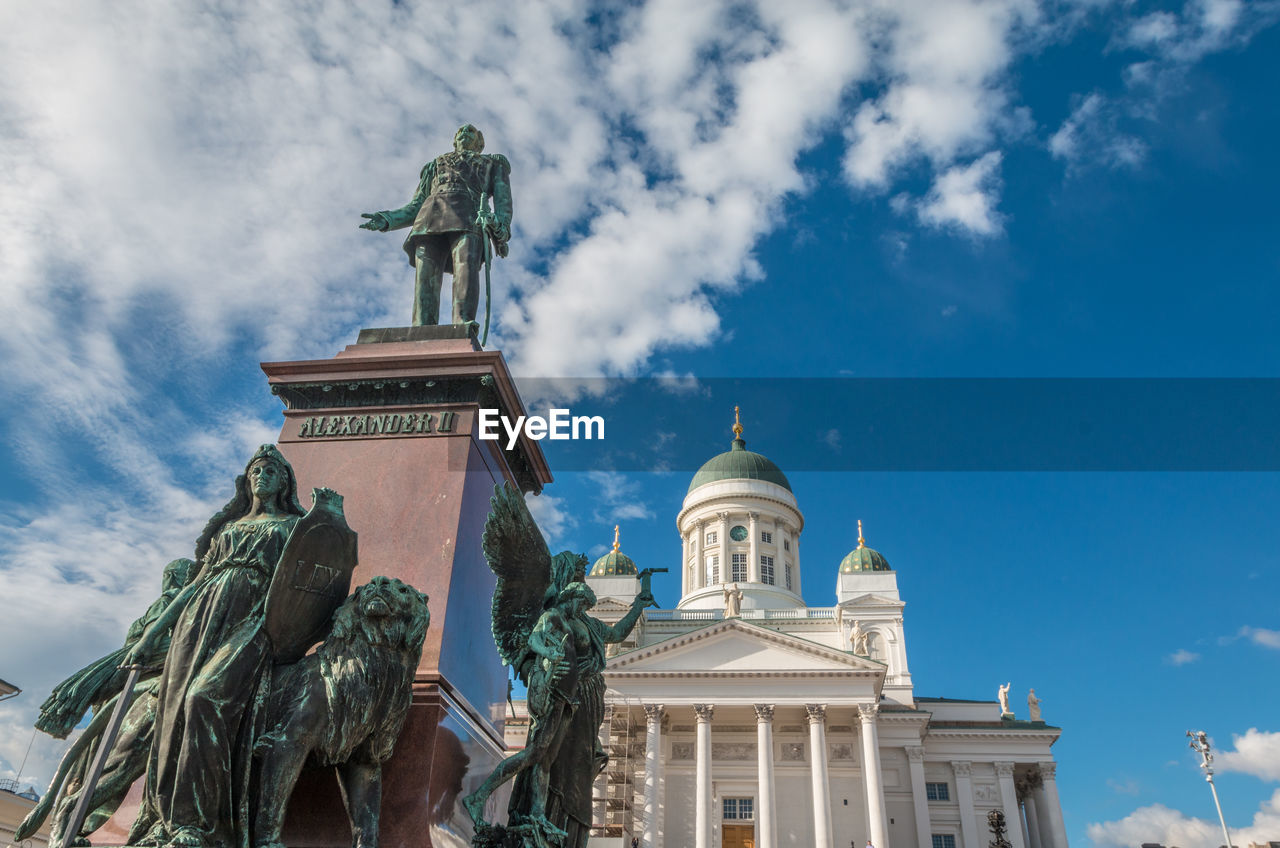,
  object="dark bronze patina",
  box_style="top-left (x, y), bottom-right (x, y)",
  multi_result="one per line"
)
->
top-left (360, 124), bottom-right (512, 336)
top-left (464, 484), bottom-right (653, 848)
